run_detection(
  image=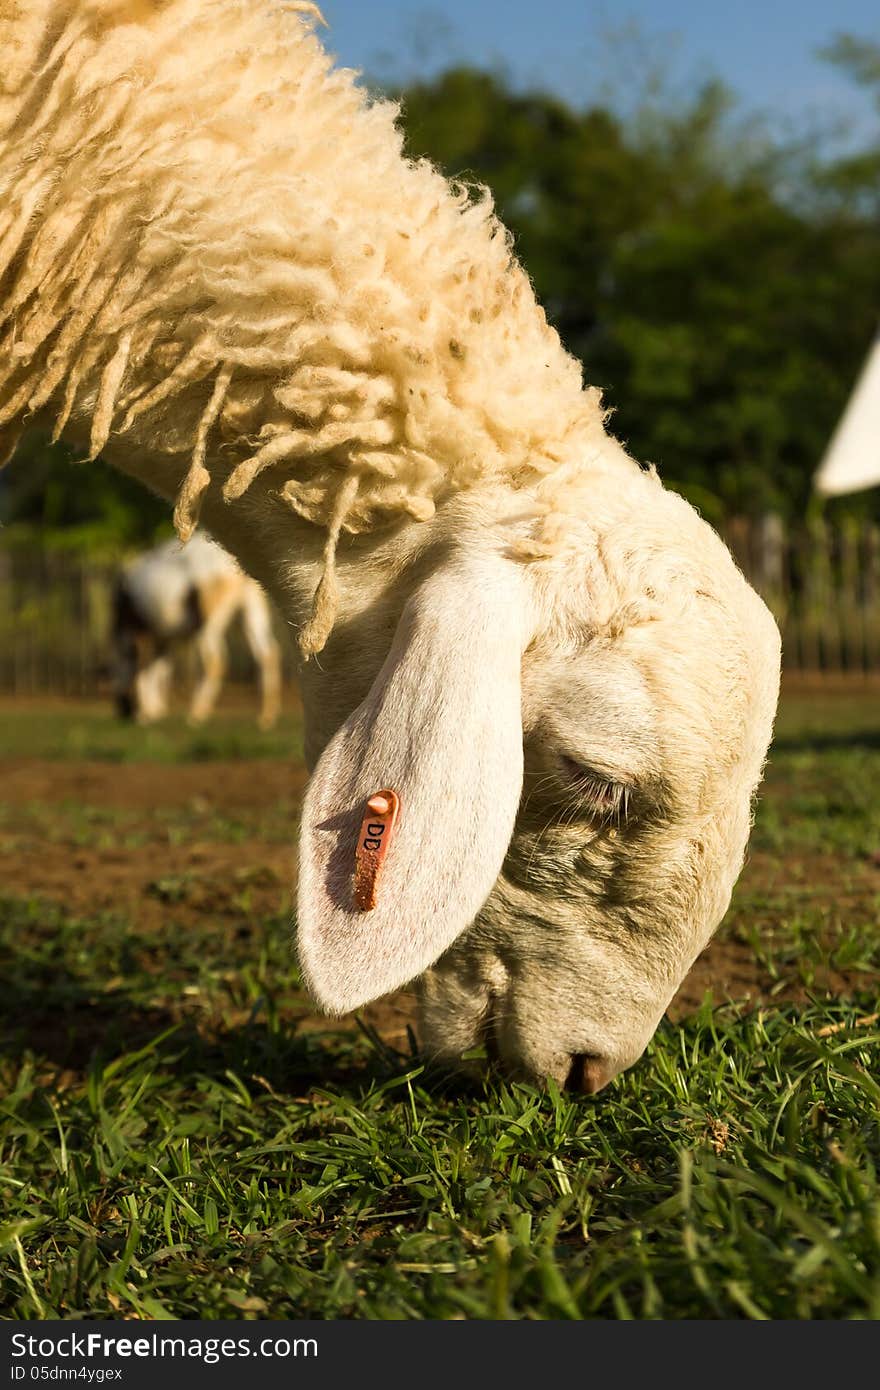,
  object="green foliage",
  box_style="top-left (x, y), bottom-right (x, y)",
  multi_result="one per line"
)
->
top-left (0, 432), bottom-right (170, 555)
top-left (814, 36), bottom-right (880, 223)
top-left (821, 35), bottom-right (880, 102)
top-left (400, 66), bottom-right (880, 519)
